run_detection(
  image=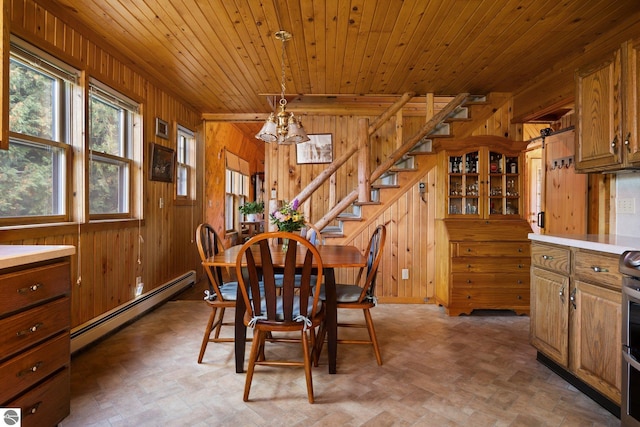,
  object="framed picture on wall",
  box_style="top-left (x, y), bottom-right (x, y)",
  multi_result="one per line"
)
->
top-left (296, 133), bottom-right (333, 164)
top-left (155, 117), bottom-right (169, 139)
top-left (149, 143), bottom-right (175, 182)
